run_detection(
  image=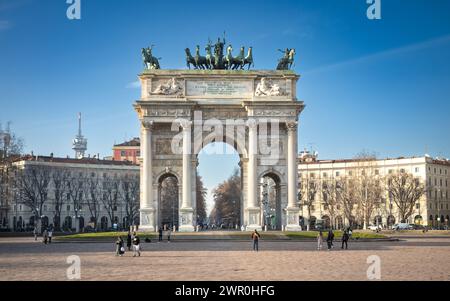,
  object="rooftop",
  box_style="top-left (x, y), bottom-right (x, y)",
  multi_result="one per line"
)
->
top-left (11, 155), bottom-right (139, 166)
top-left (113, 138), bottom-right (140, 147)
